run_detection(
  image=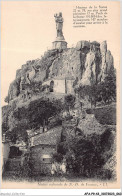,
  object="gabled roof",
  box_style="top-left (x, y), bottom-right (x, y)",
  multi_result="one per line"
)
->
top-left (43, 76), bottom-right (75, 83)
top-left (31, 126), bottom-right (62, 147)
